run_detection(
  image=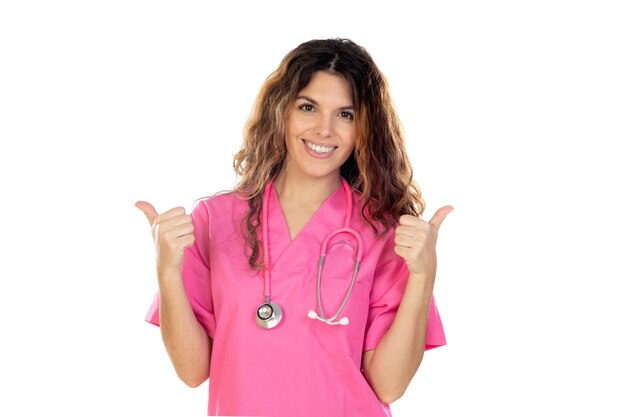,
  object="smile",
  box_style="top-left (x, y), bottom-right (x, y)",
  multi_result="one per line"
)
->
top-left (303, 139), bottom-right (337, 154)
